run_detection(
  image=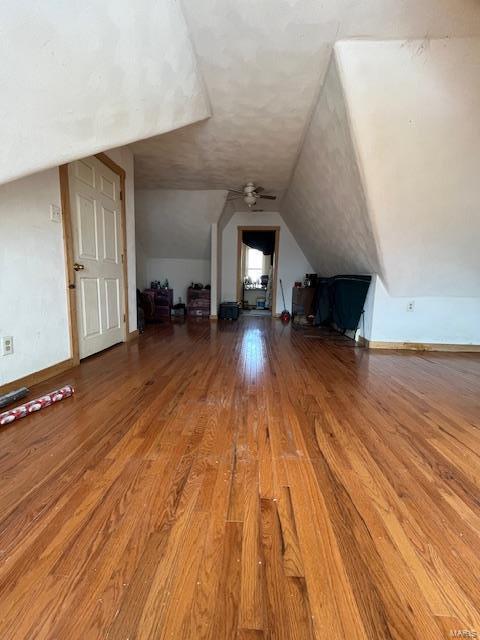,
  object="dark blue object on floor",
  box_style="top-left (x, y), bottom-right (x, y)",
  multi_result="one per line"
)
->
top-left (219, 302), bottom-right (240, 320)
